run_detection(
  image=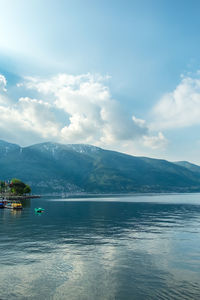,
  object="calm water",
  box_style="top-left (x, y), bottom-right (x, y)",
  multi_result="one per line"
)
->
top-left (1, 194), bottom-right (200, 300)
